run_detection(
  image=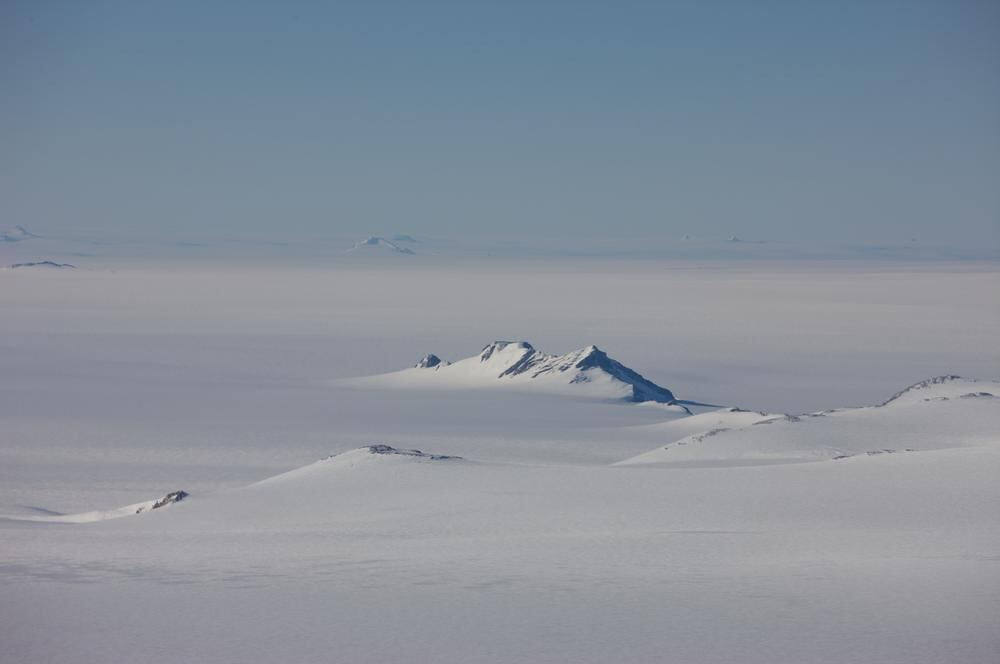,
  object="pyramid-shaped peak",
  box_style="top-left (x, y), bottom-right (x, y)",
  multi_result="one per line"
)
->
top-left (367, 340), bottom-right (678, 404)
top-left (572, 345), bottom-right (611, 367)
top-left (347, 236), bottom-right (415, 255)
top-left (415, 354), bottom-right (446, 369)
